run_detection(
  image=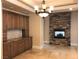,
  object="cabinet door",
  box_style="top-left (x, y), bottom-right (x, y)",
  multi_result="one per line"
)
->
top-left (23, 17), bottom-right (29, 37)
top-left (19, 15), bottom-right (24, 29)
top-left (11, 40), bottom-right (19, 57)
top-left (3, 42), bottom-right (11, 59)
top-left (11, 39), bottom-right (25, 57)
top-left (3, 11), bottom-right (7, 42)
top-left (24, 39), bottom-right (29, 50)
top-left (18, 39), bottom-right (25, 54)
top-left (3, 11), bottom-right (7, 31)
top-left (28, 38), bottom-right (32, 49)
top-left (24, 16), bottom-right (29, 30)
top-left (11, 13), bottom-right (15, 29)
top-left (24, 38), bottom-right (32, 50)
top-left (7, 12), bottom-right (12, 29)
top-left (13, 14), bottom-right (20, 29)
